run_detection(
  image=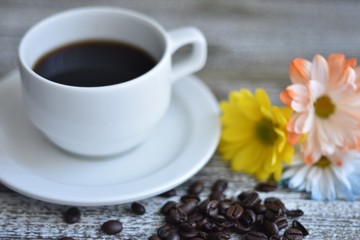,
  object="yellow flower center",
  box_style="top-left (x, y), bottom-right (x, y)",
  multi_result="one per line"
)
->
top-left (314, 95), bottom-right (336, 118)
top-left (255, 118), bottom-right (278, 145)
top-left (314, 156), bottom-right (332, 168)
